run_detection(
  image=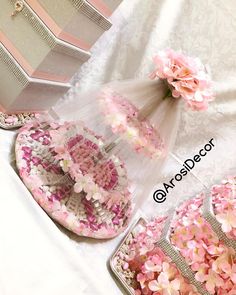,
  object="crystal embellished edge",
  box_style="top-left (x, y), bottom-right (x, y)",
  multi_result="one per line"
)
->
top-left (0, 42), bottom-right (71, 88)
top-left (0, 42), bottom-right (28, 87)
top-left (70, 0), bottom-right (112, 30)
top-left (156, 209), bottom-right (211, 295)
